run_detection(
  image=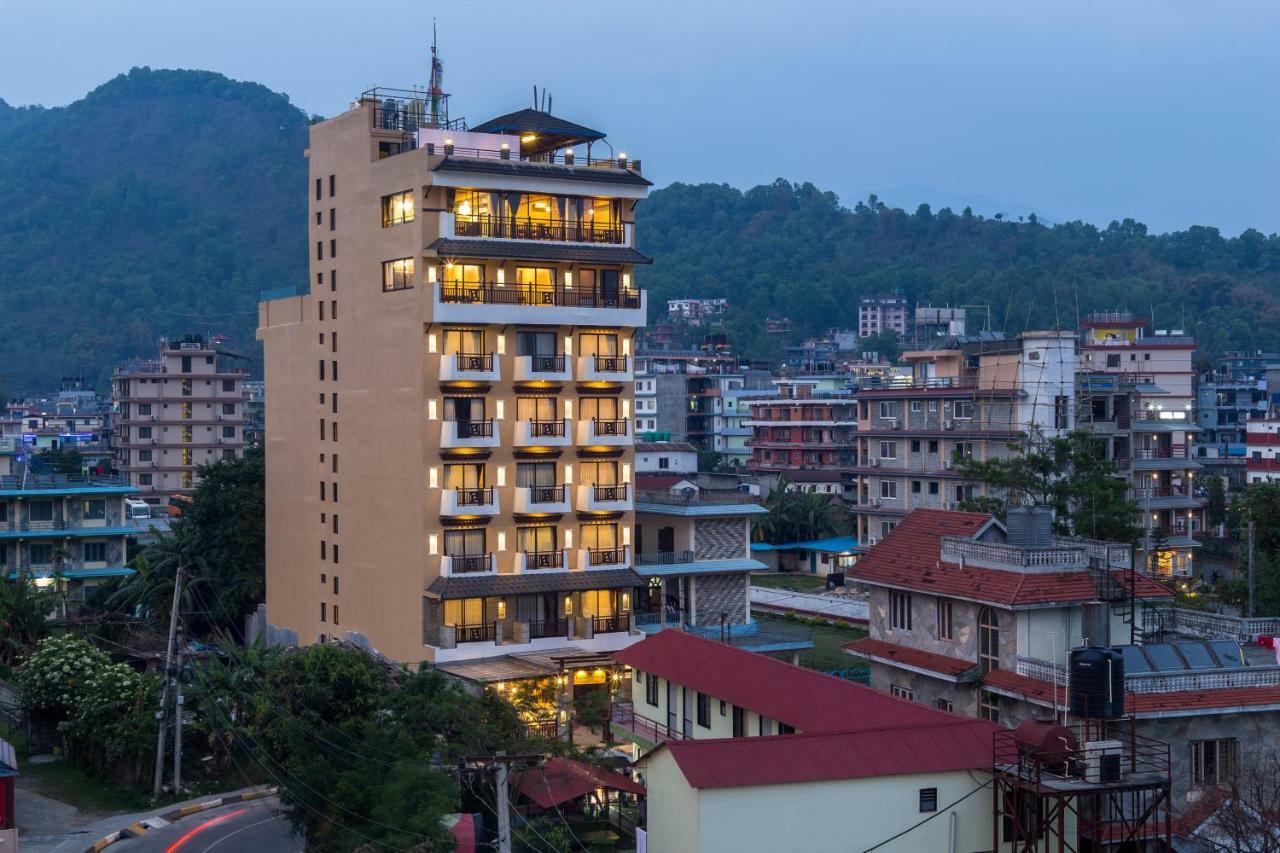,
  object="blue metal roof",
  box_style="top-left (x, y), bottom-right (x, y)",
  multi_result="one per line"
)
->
top-left (634, 558), bottom-right (767, 578)
top-left (0, 525), bottom-right (139, 541)
top-left (7, 567), bottom-right (135, 580)
top-left (0, 484), bottom-right (135, 498)
top-left (752, 536), bottom-right (860, 554)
